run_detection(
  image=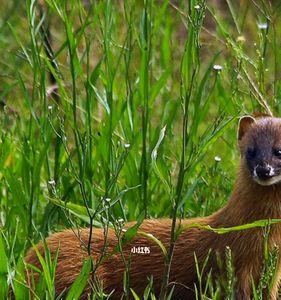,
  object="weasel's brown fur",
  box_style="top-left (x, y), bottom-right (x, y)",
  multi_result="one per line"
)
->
top-left (25, 116), bottom-right (281, 299)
